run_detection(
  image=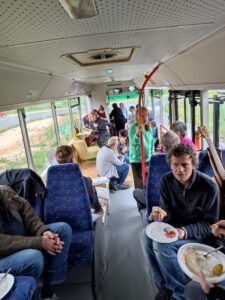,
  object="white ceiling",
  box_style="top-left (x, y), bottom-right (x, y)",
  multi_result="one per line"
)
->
top-left (1, 0), bottom-right (225, 84)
